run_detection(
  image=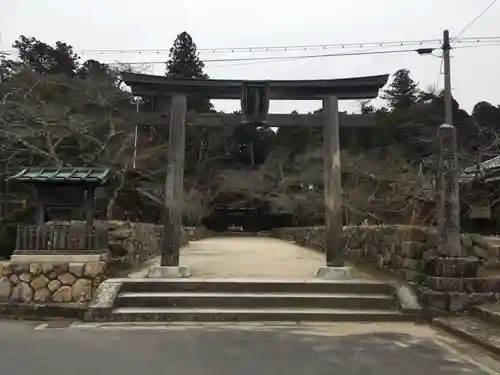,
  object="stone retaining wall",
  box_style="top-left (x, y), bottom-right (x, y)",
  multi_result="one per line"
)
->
top-left (0, 222), bottom-right (209, 306)
top-left (272, 226), bottom-right (500, 310)
top-left (107, 221), bottom-right (162, 271)
top-left (0, 260), bottom-right (107, 304)
top-left (272, 226), bottom-right (500, 273)
top-left (183, 226), bottom-right (210, 242)
top-left (107, 222), bottom-right (207, 272)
